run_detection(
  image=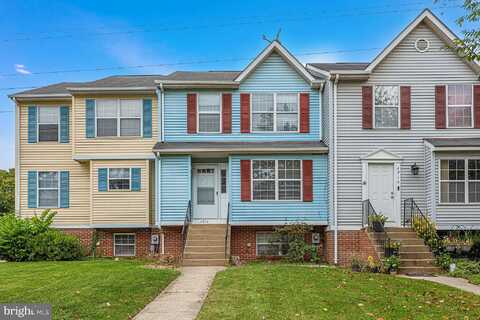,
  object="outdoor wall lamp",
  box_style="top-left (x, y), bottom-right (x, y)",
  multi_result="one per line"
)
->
top-left (411, 163), bottom-right (419, 176)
